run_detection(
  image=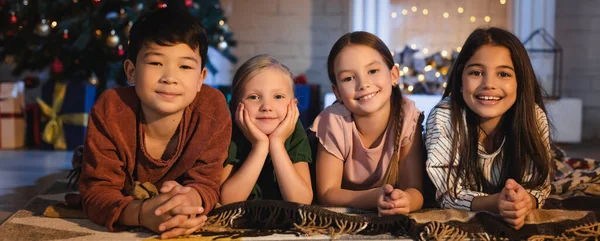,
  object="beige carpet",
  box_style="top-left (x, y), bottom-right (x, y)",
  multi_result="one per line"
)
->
top-left (2, 177), bottom-right (600, 240)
